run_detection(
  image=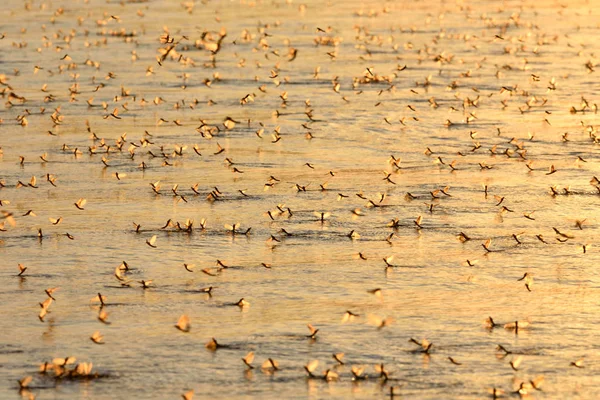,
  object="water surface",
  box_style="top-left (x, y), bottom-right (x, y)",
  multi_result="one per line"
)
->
top-left (2, 0), bottom-right (600, 398)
